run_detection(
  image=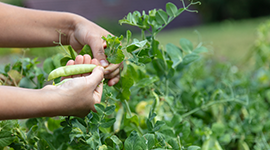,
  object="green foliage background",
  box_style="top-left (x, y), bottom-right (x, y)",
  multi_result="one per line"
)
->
top-left (1, 1), bottom-right (270, 150)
